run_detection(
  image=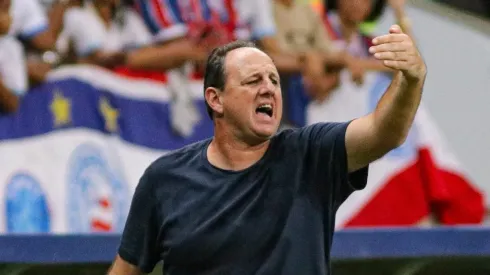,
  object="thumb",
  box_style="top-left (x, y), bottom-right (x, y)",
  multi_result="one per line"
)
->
top-left (389, 24), bottom-right (403, 34)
